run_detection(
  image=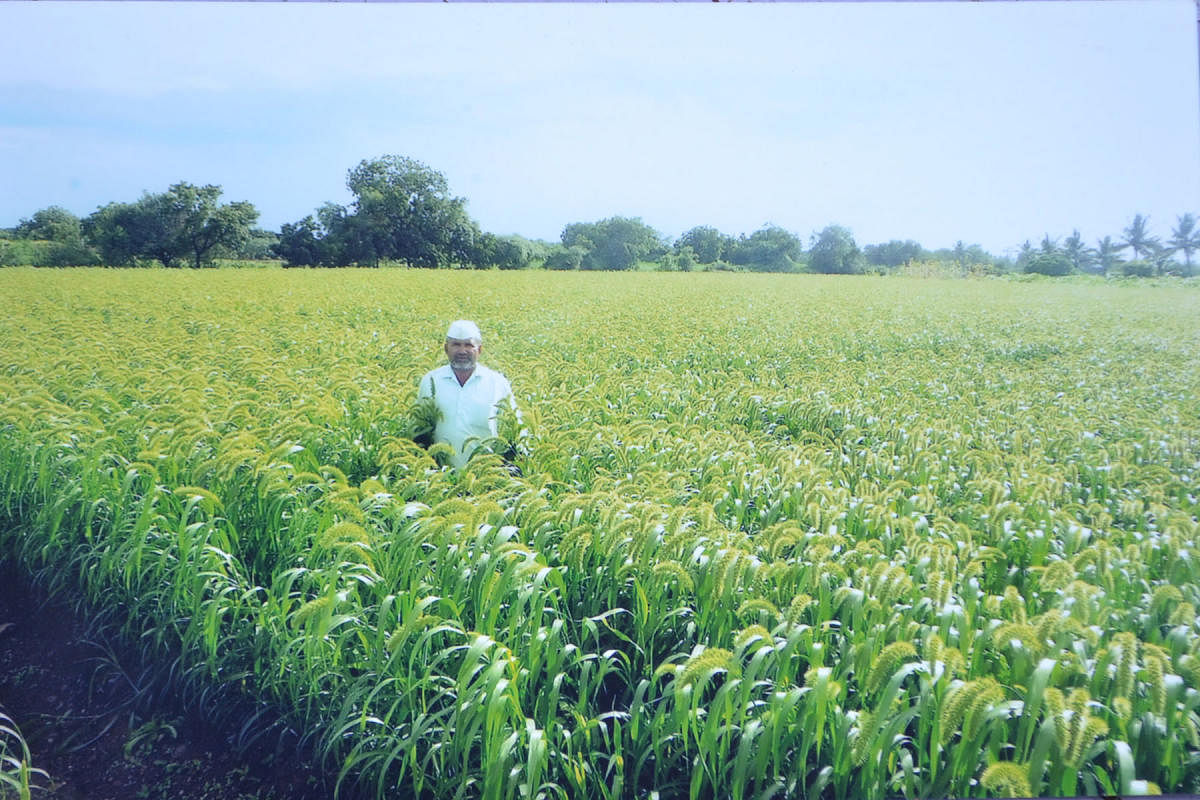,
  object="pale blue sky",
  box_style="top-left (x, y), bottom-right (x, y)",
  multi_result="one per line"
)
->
top-left (1, 1), bottom-right (1196, 257)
